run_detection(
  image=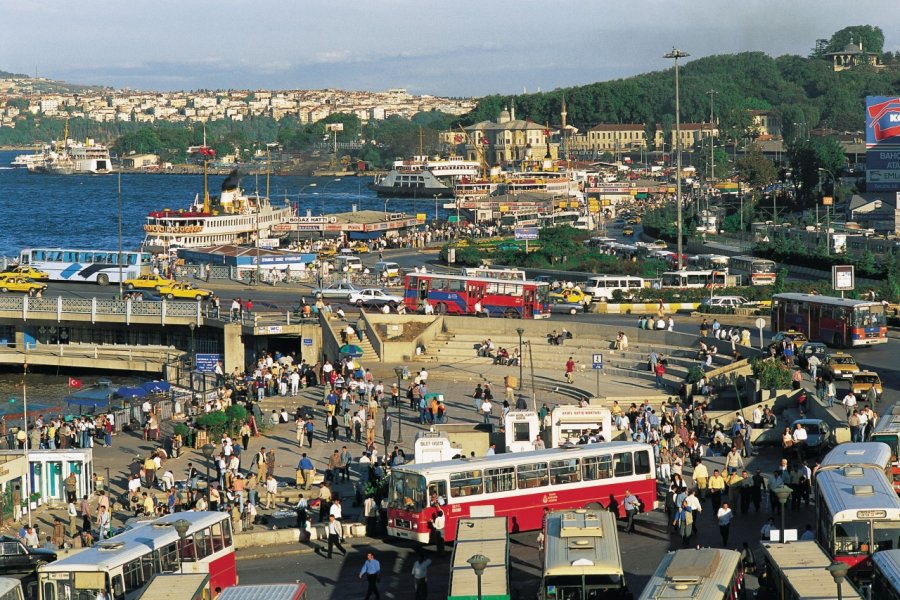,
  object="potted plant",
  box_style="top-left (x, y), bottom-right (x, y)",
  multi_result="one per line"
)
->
top-left (29, 492), bottom-right (41, 510)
